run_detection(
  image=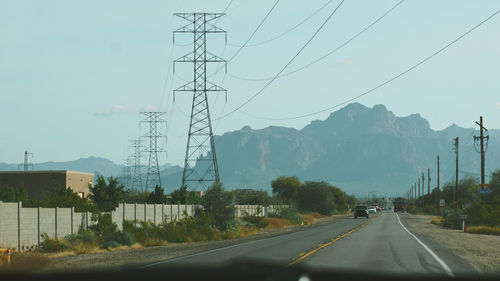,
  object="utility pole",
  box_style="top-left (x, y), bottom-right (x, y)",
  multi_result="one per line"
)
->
top-left (453, 137), bottom-right (459, 211)
top-left (418, 178), bottom-right (420, 207)
top-left (129, 139), bottom-right (143, 192)
top-left (422, 172), bottom-right (425, 208)
top-left (437, 155), bottom-right (440, 215)
top-left (414, 183), bottom-right (416, 203)
top-left (474, 116), bottom-right (489, 203)
top-left (173, 13), bottom-right (227, 190)
top-left (141, 112), bottom-right (167, 192)
top-left (427, 168), bottom-right (431, 196)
